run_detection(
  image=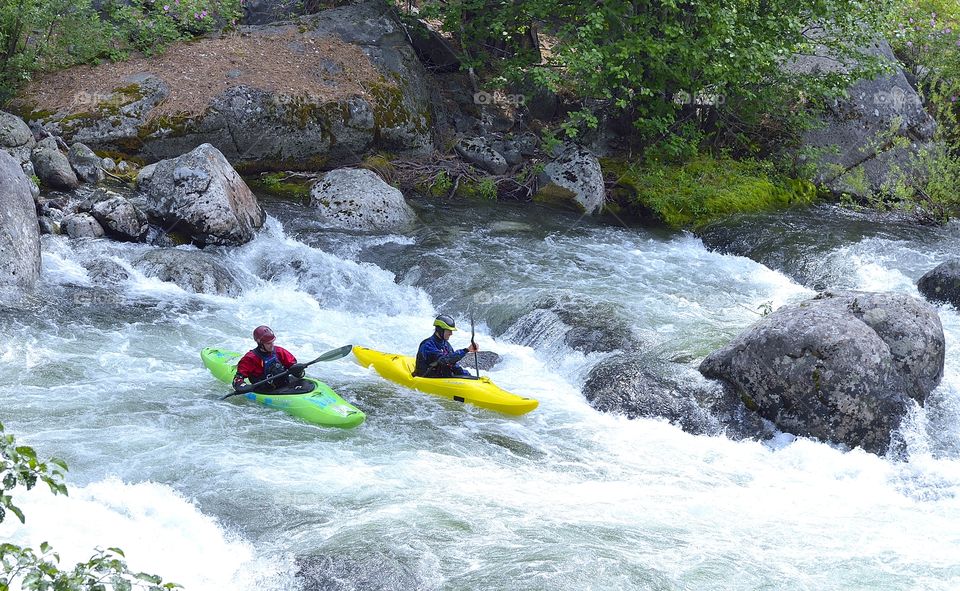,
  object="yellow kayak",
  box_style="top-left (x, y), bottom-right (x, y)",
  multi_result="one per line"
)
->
top-left (352, 346), bottom-right (538, 416)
